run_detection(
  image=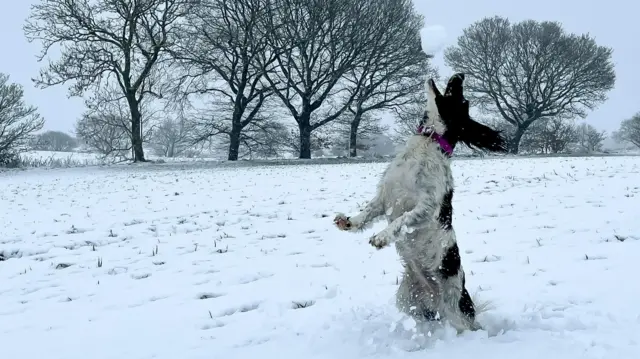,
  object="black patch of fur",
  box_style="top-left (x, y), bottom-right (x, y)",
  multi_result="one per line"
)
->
top-left (437, 189), bottom-right (453, 230)
top-left (444, 73), bottom-right (464, 99)
top-left (430, 73), bottom-right (509, 154)
top-left (458, 274), bottom-right (476, 320)
top-left (439, 243), bottom-right (461, 278)
top-left (457, 117), bottom-right (508, 153)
